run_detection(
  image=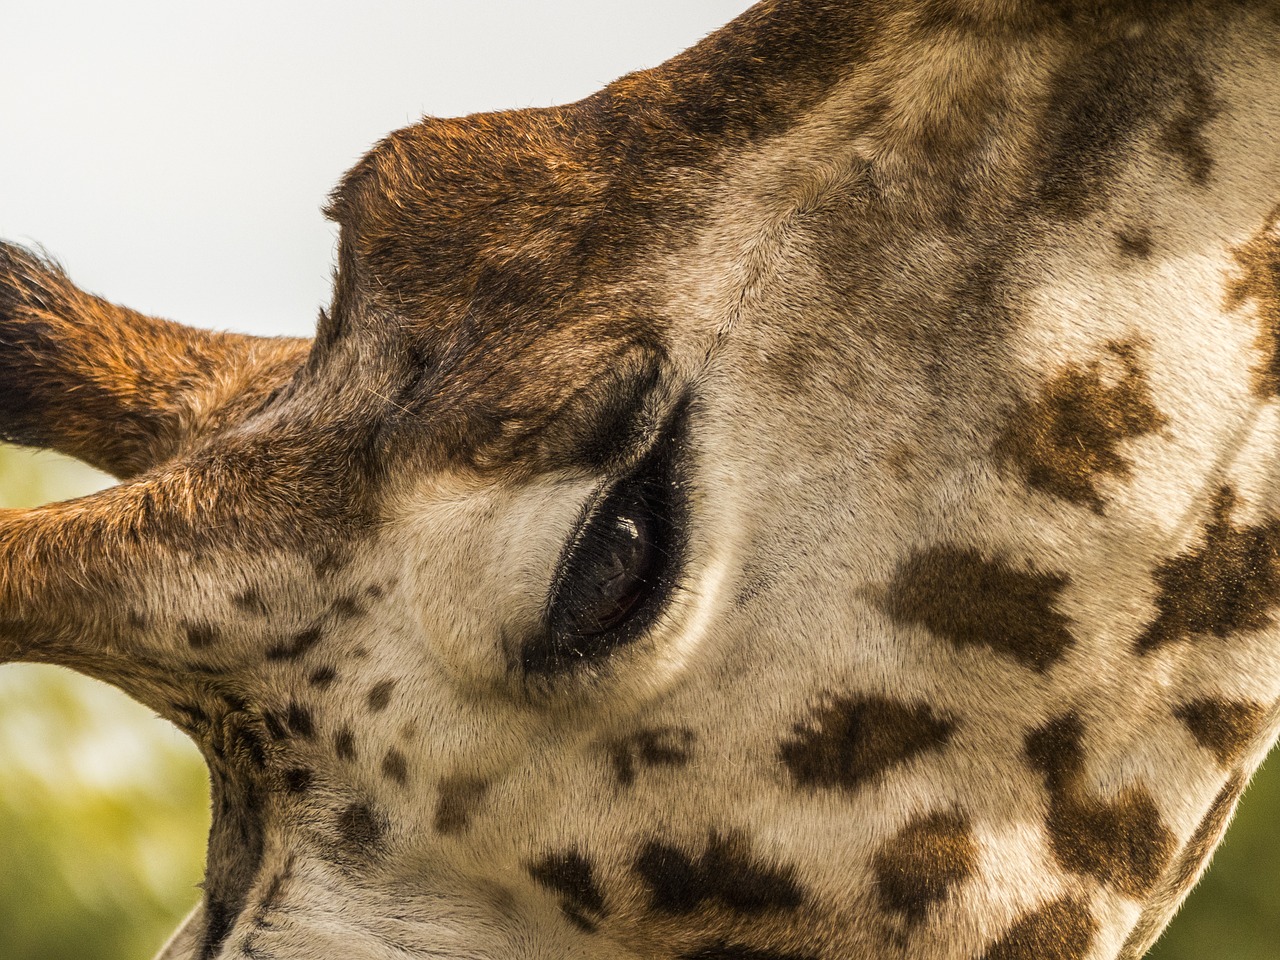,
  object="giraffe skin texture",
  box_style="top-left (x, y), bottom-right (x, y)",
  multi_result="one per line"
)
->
top-left (4, 1), bottom-right (1280, 959)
